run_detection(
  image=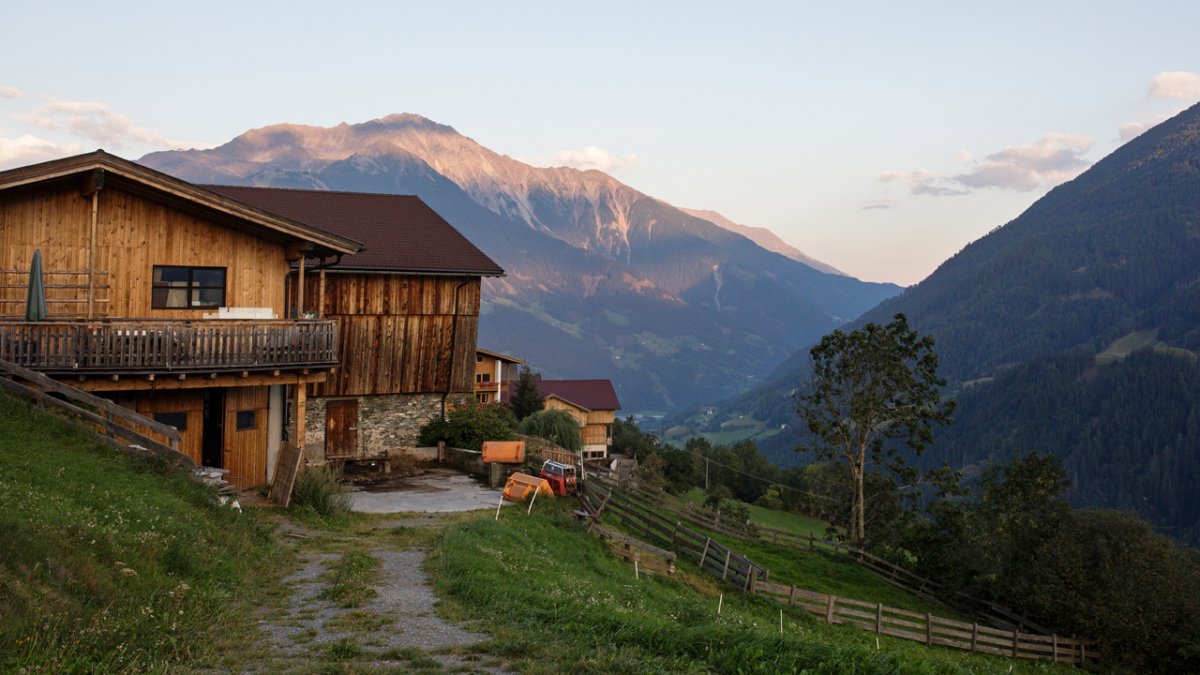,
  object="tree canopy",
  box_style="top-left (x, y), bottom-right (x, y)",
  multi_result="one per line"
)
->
top-left (796, 313), bottom-right (953, 544)
top-left (509, 366), bottom-right (545, 420)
